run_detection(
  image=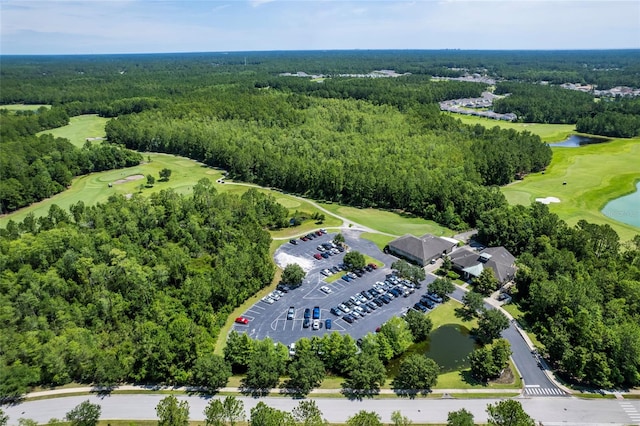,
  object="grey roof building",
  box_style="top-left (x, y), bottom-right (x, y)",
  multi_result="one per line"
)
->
top-left (388, 234), bottom-right (457, 266)
top-left (449, 246), bottom-right (516, 283)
